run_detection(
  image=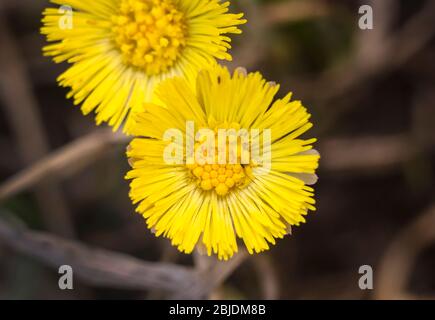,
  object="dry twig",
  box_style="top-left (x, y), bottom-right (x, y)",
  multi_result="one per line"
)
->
top-left (375, 204), bottom-right (435, 299)
top-left (0, 215), bottom-right (248, 299)
top-left (177, 250), bottom-right (249, 299)
top-left (0, 214), bottom-right (197, 293)
top-left (0, 130), bottom-right (129, 202)
top-left (321, 134), bottom-right (416, 173)
top-left (252, 255), bottom-right (280, 299)
top-left (262, 0), bottom-right (330, 25)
